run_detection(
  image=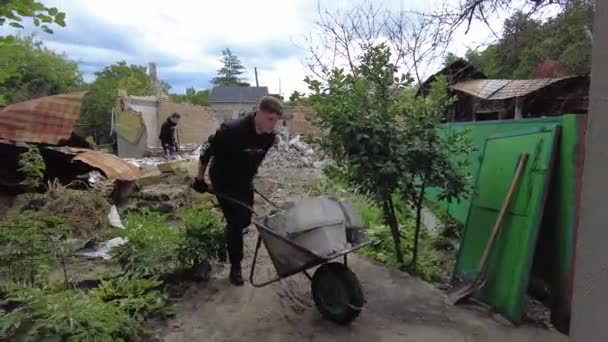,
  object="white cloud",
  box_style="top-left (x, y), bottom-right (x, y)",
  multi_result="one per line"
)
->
top-left (1, 0), bottom-right (524, 96)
